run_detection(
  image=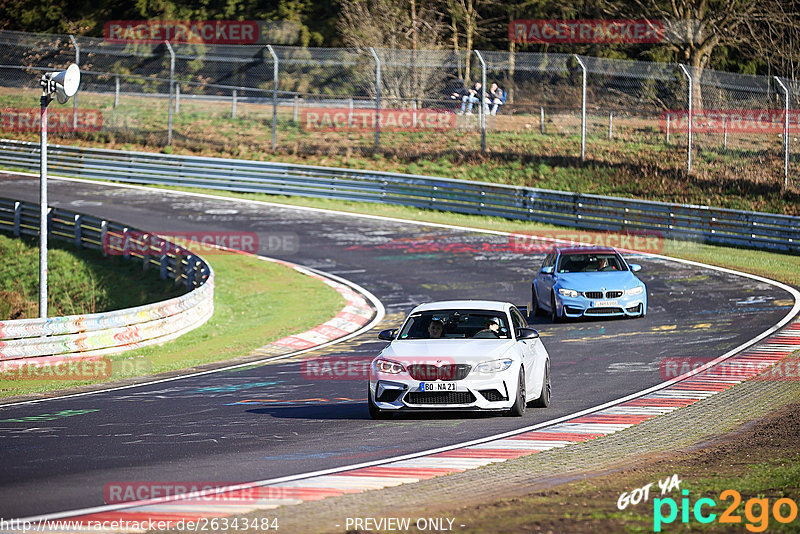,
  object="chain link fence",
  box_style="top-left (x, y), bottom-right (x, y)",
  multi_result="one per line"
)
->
top-left (0, 29), bottom-right (795, 192)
